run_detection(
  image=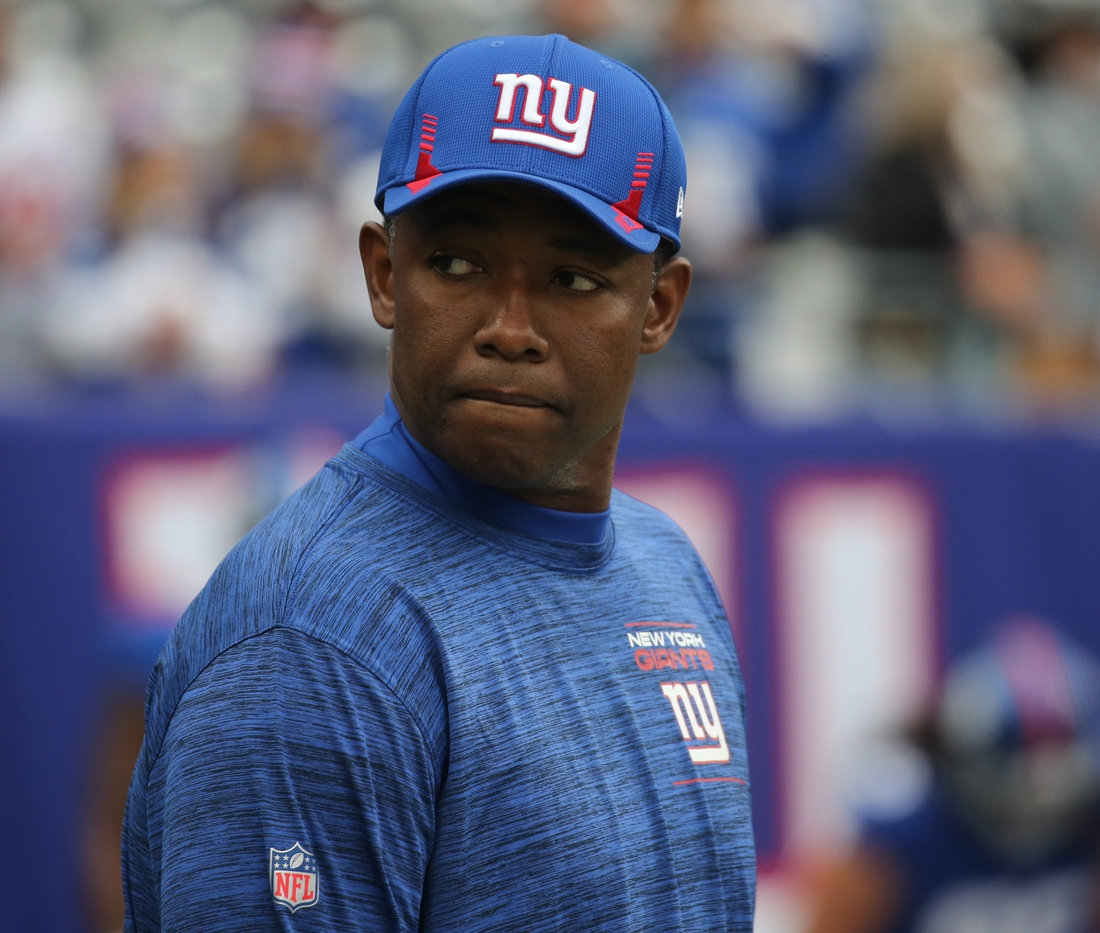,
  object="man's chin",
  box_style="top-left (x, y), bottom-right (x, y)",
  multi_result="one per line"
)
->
top-left (431, 415), bottom-right (573, 492)
top-left (443, 442), bottom-right (571, 493)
